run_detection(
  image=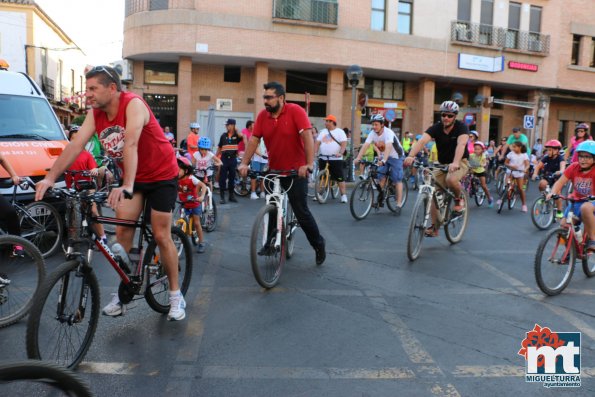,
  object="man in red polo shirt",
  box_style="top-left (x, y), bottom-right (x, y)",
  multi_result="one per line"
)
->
top-left (238, 81), bottom-right (325, 265)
